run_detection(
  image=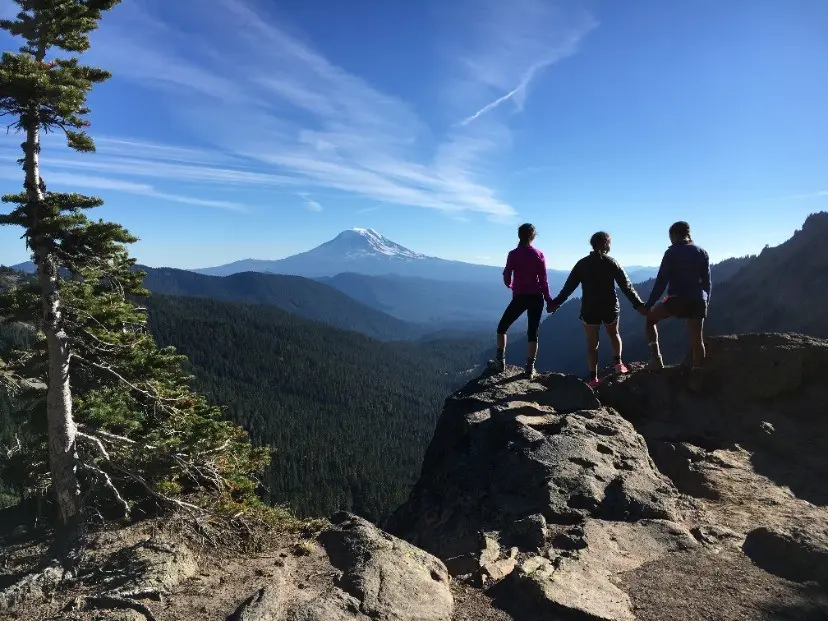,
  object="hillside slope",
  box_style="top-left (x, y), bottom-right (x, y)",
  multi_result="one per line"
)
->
top-left (141, 267), bottom-right (422, 341)
top-left (705, 212), bottom-right (828, 339)
top-left (318, 272), bottom-right (512, 328)
top-left (144, 294), bottom-right (489, 521)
